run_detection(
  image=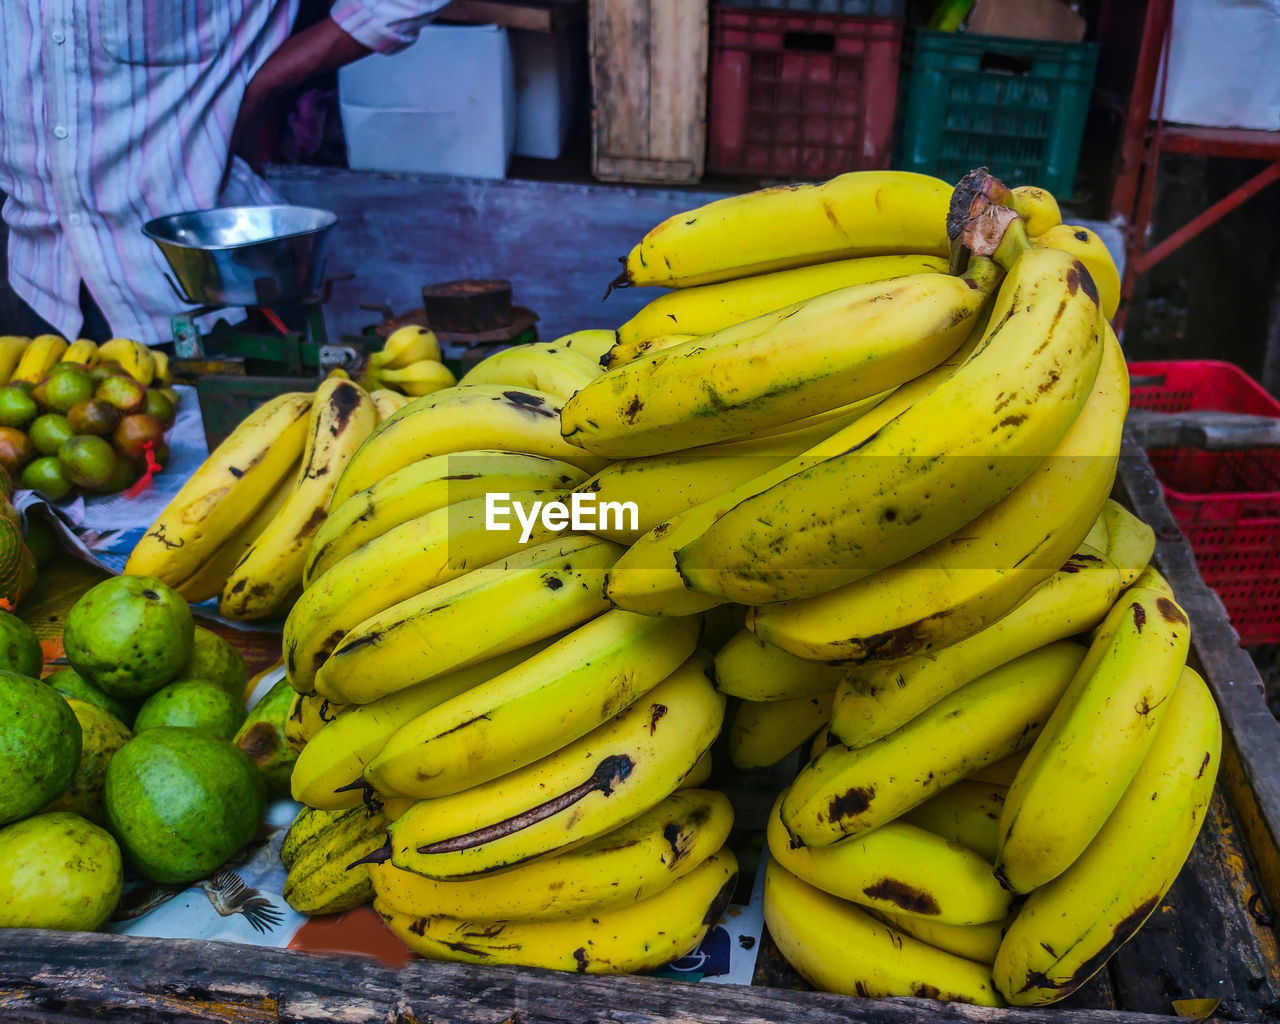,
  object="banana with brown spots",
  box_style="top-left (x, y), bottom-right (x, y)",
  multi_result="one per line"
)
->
top-left (994, 587), bottom-right (1191, 894)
